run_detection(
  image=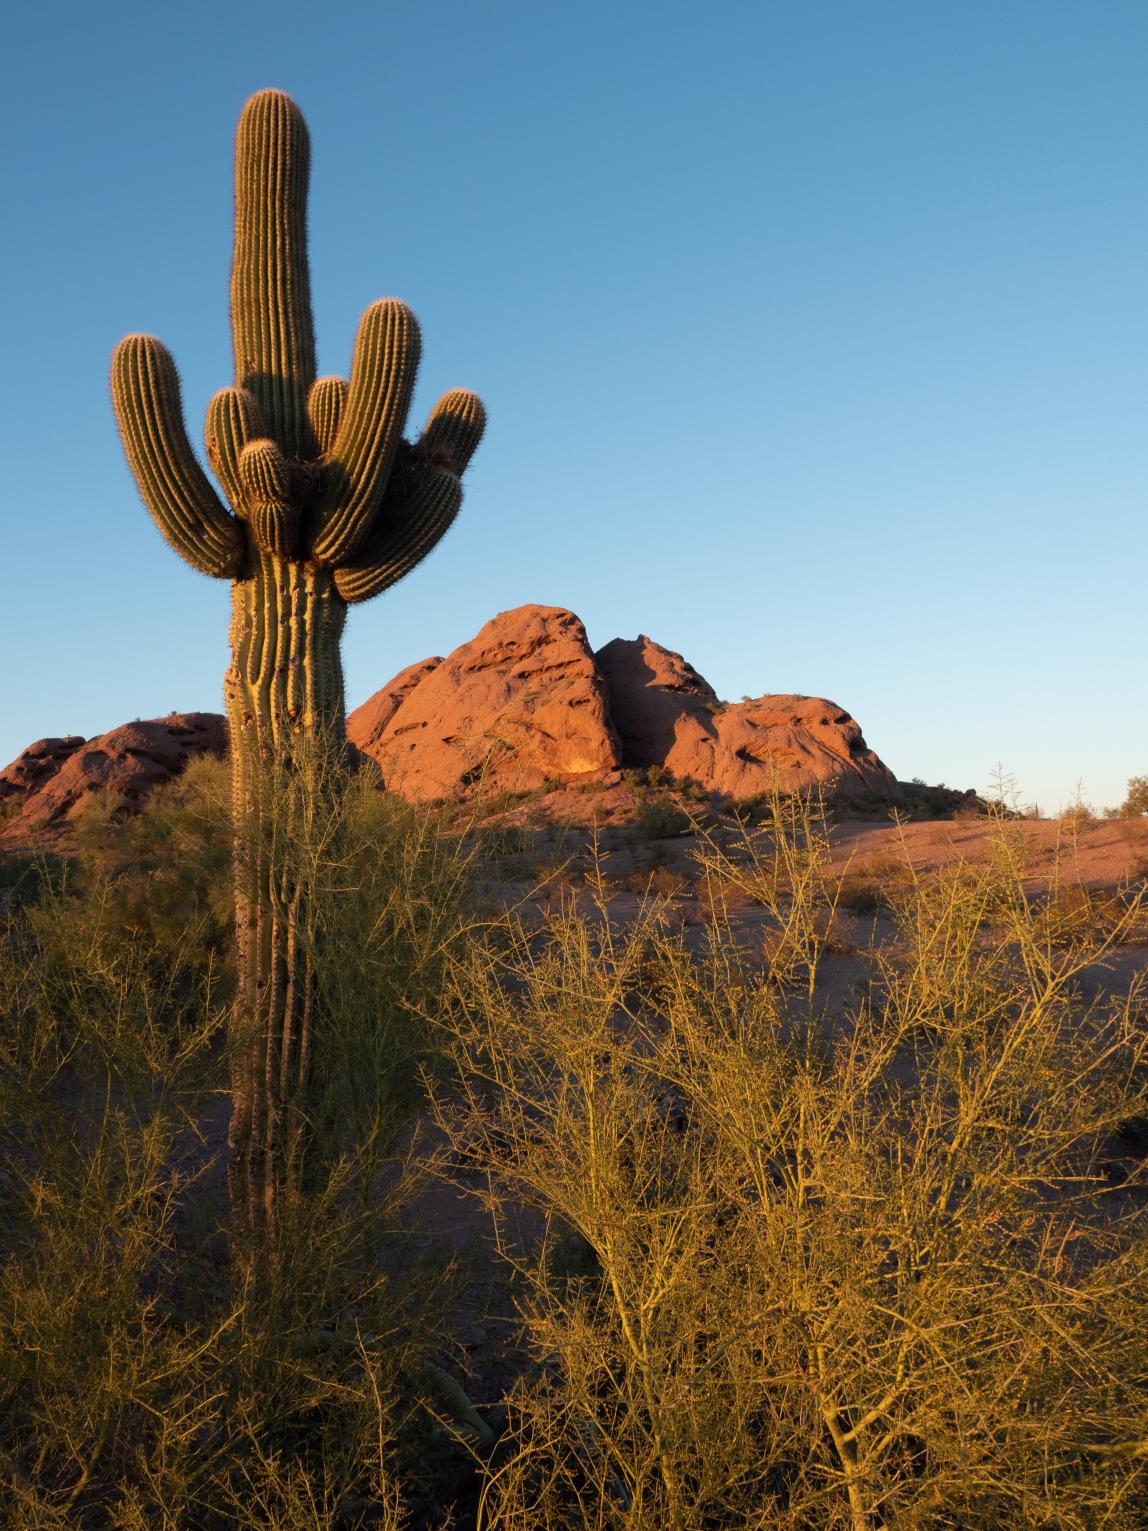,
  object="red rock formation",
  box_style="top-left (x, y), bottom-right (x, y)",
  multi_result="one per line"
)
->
top-left (350, 605), bottom-right (620, 801)
top-left (3, 611), bottom-right (901, 832)
top-left (665, 694), bottom-right (898, 800)
top-left (0, 736), bottom-right (86, 805)
top-left (346, 657), bottom-right (443, 759)
top-left (595, 634), bottom-right (718, 769)
top-left (595, 632), bottom-right (896, 799)
top-left (0, 713), bottom-right (227, 842)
